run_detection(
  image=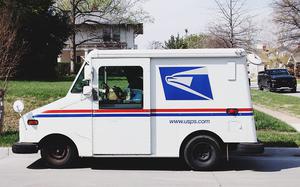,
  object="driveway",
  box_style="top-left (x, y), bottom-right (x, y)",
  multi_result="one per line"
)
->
top-left (1, 148), bottom-right (300, 187)
top-left (251, 82), bottom-right (300, 98)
